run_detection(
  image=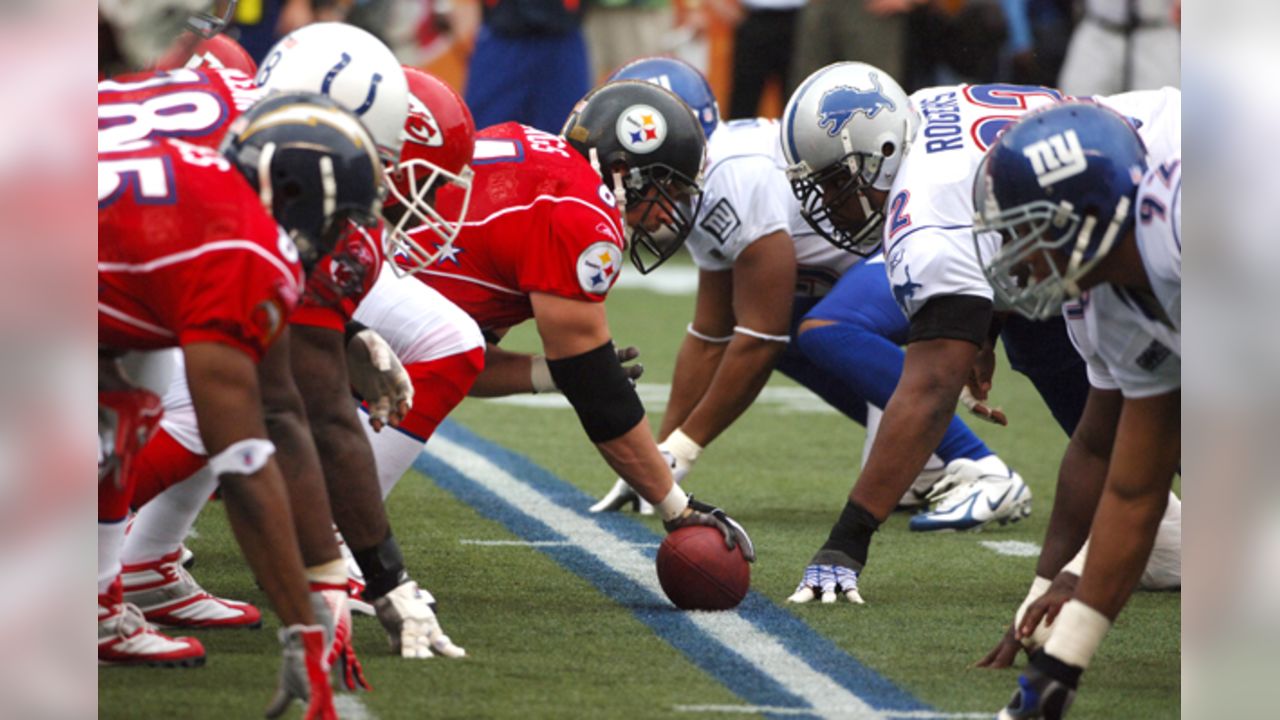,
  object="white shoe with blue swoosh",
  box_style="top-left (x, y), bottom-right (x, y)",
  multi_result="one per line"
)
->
top-left (908, 456), bottom-right (1031, 532)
